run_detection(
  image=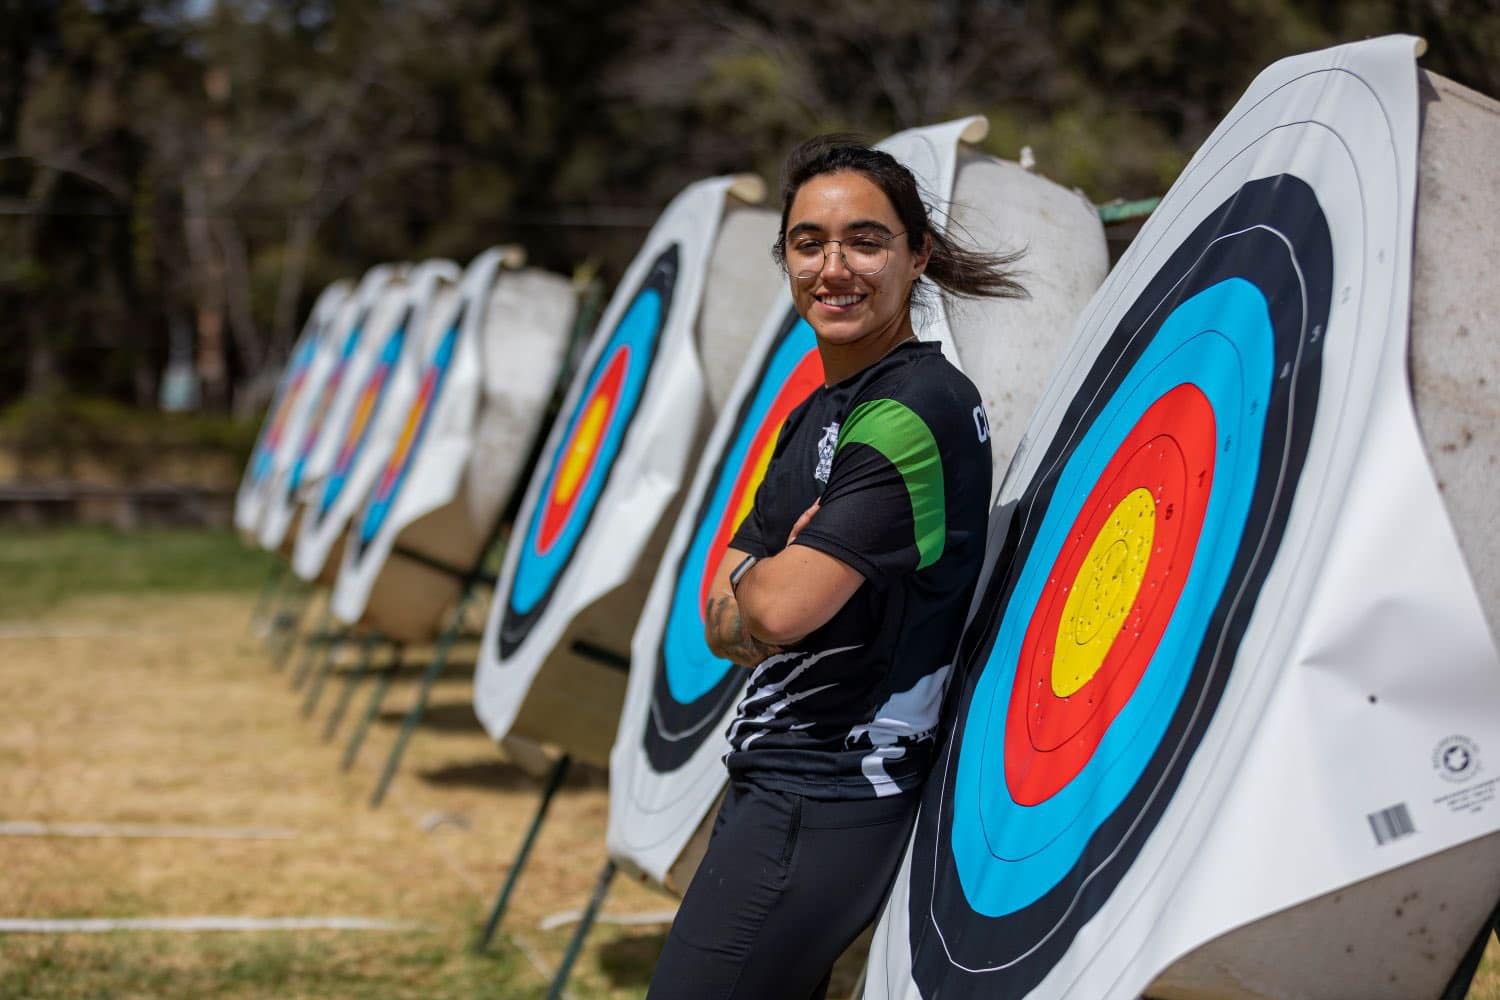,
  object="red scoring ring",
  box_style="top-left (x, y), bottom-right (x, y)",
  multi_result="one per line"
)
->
top-left (536, 347), bottom-right (629, 555)
top-left (1004, 383), bottom-right (1215, 806)
top-left (697, 350), bottom-right (824, 613)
